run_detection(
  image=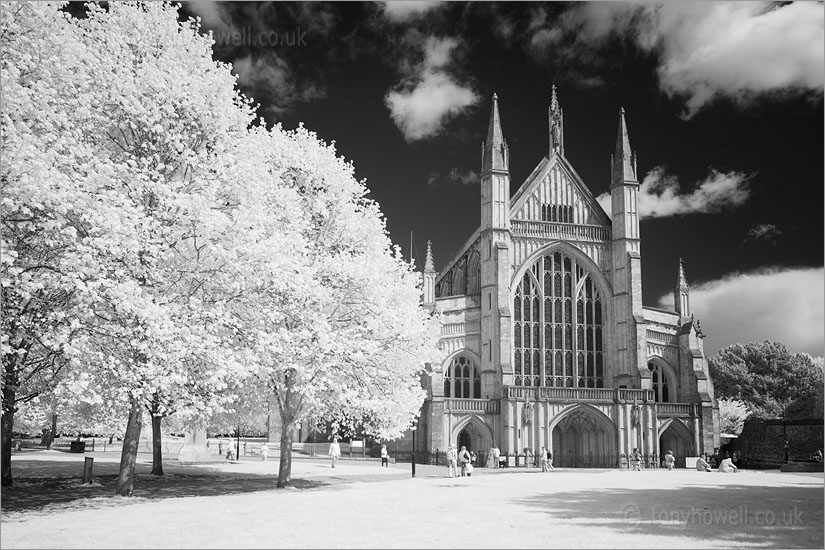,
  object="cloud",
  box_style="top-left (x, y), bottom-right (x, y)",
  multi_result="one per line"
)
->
top-left (742, 223), bottom-right (782, 247)
top-left (232, 54), bottom-right (324, 116)
top-left (385, 37), bottom-right (478, 141)
top-left (656, 267), bottom-right (825, 358)
top-left (537, 2), bottom-right (825, 117)
top-left (382, 1), bottom-right (443, 22)
top-left (186, 0), bottom-right (231, 31)
top-left (427, 168), bottom-right (479, 187)
top-left (596, 167), bottom-right (752, 219)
